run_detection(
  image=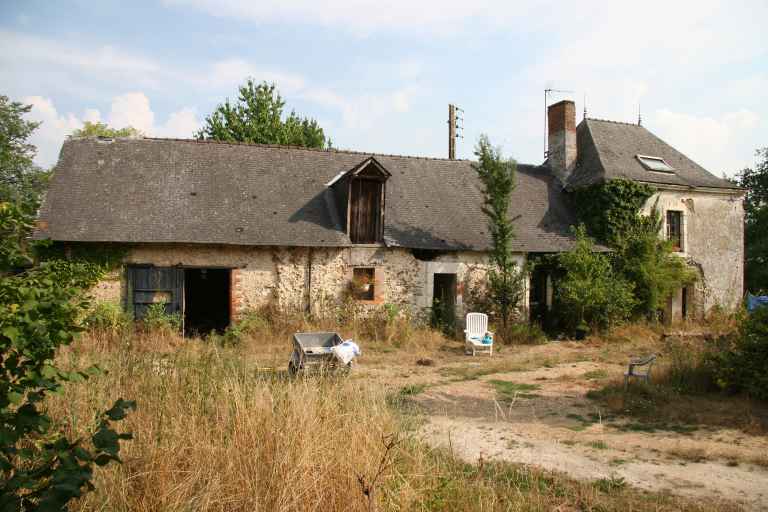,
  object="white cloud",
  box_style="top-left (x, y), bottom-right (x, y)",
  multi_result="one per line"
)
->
top-left (649, 109), bottom-right (761, 176)
top-left (22, 96), bottom-right (83, 167)
top-left (22, 95), bottom-right (200, 167)
top-left (0, 30), bottom-right (161, 79)
top-left (108, 92), bottom-right (155, 134)
top-left (209, 58), bottom-right (306, 92)
top-left (156, 107), bottom-right (201, 138)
